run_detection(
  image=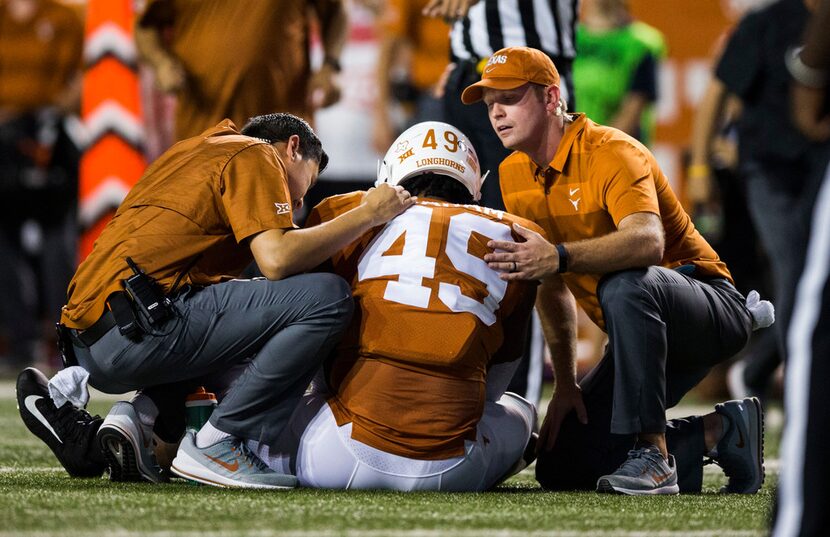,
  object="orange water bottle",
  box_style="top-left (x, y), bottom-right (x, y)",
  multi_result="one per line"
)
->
top-left (185, 387), bottom-right (217, 433)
